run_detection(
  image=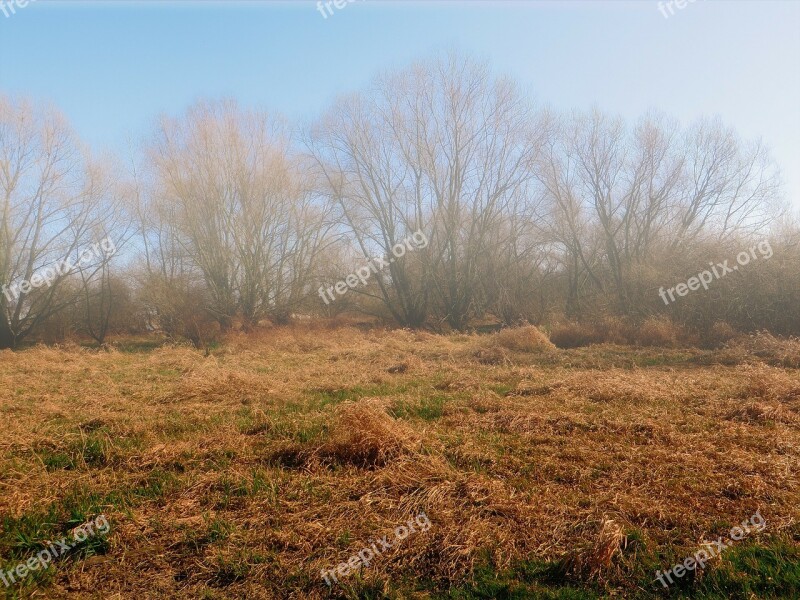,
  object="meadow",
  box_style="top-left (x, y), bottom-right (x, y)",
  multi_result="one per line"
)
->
top-left (0, 326), bottom-right (798, 599)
